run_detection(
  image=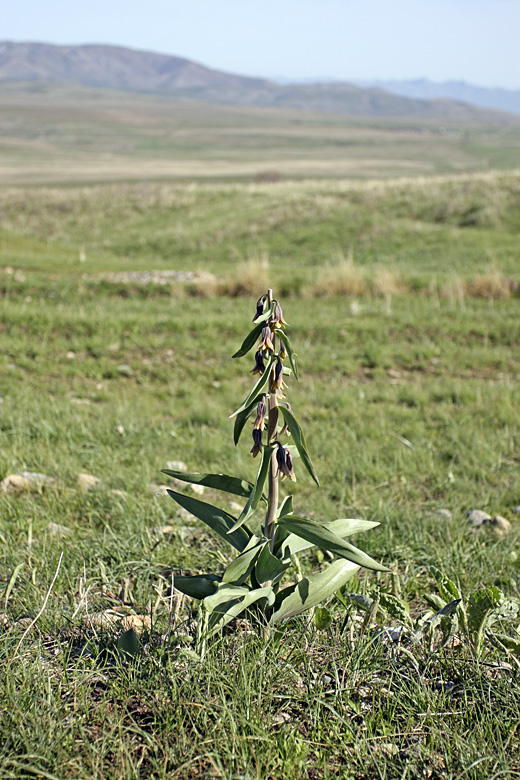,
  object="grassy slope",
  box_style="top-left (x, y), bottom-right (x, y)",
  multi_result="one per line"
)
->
top-left (1, 83), bottom-right (520, 185)
top-left (1, 173), bottom-right (520, 778)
